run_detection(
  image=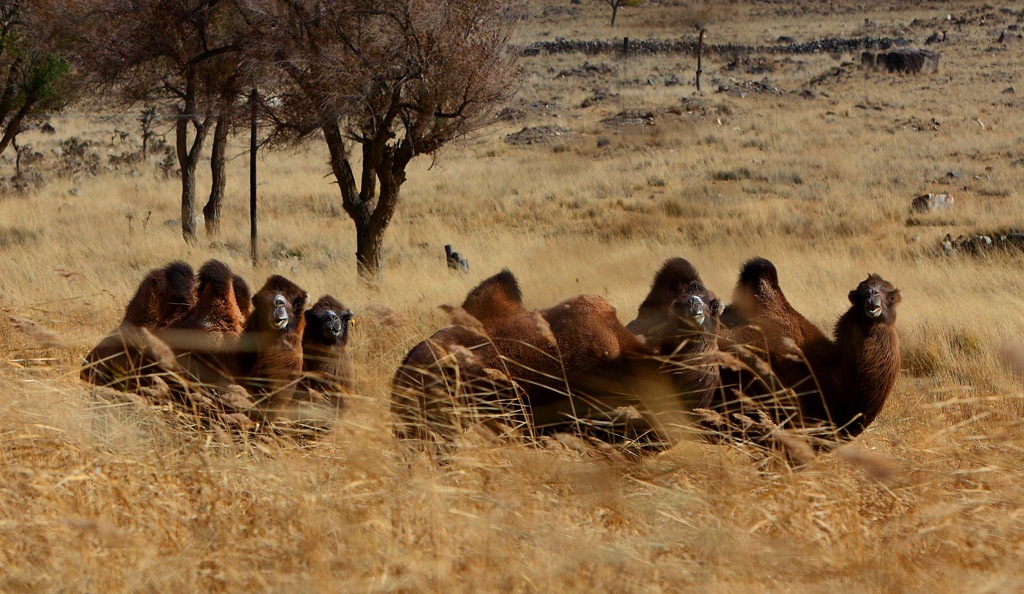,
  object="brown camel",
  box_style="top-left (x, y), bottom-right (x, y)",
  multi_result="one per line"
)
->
top-left (160, 260), bottom-right (251, 389)
top-left (625, 257), bottom-right (723, 411)
top-left (391, 269), bottom-right (712, 454)
top-left (81, 261), bottom-right (197, 391)
top-left (298, 295), bottom-right (355, 412)
top-left (718, 257), bottom-right (901, 441)
top-left (233, 275), bottom-right (309, 421)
